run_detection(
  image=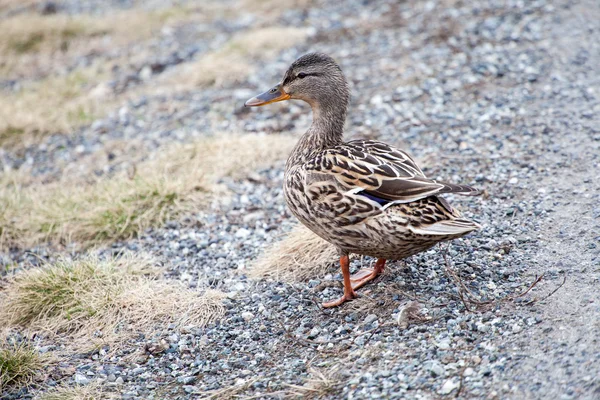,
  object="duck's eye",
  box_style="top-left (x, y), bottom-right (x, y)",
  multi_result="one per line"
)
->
top-left (297, 72), bottom-right (307, 79)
